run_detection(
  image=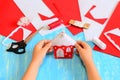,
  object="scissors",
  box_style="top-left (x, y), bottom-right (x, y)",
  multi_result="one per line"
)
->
top-left (6, 27), bottom-right (43, 54)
